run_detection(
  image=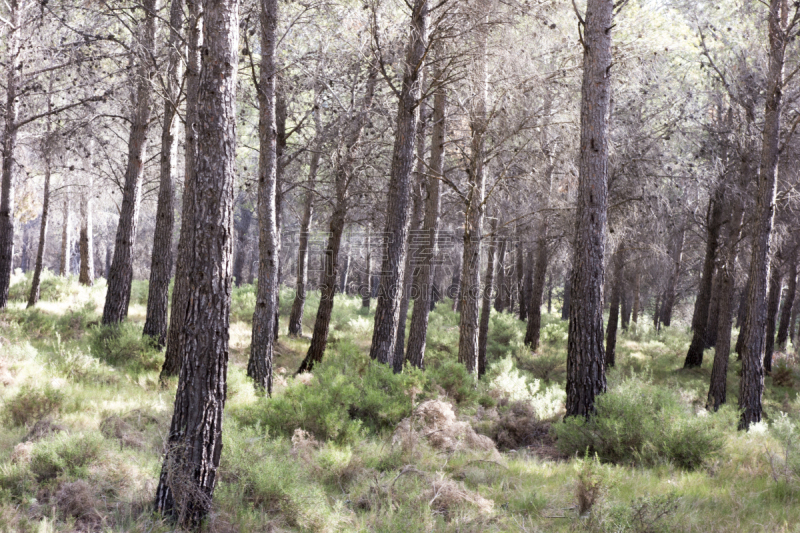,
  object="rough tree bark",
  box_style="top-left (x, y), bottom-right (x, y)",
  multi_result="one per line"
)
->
top-left (160, 0), bottom-right (203, 381)
top-left (361, 225), bottom-right (372, 309)
top-left (561, 269), bottom-right (571, 320)
top-left (143, 0), bottom-right (183, 347)
top-left (369, 0), bottom-right (429, 367)
top-left (605, 245), bottom-right (624, 368)
top-left (232, 199), bottom-right (253, 287)
top-left (660, 224), bottom-right (685, 327)
top-left (153, 0), bottom-right (239, 523)
top-left (494, 236), bottom-right (507, 312)
top-left (517, 227), bottom-right (527, 320)
top-left (406, 70), bottom-right (446, 369)
top-left (78, 176), bottom-right (94, 287)
top-left (705, 270), bottom-right (722, 348)
top-left (60, 192), bottom-right (72, 276)
top-left (477, 218), bottom-right (499, 378)
top-left (102, 0), bottom-right (157, 325)
top-left (524, 168), bottom-right (553, 351)
top-left (684, 194), bottom-right (724, 368)
top-left (565, 0), bottom-right (613, 418)
top-left (28, 144), bottom-right (52, 308)
top-left (776, 249), bottom-right (797, 350)
top-left (739, 0), bottom-right (788, 430)
top-left (631, 268), bottom-right (641, 324)
top-left (763, 263), bottom-right (783, 374)
top-left (248, 0), bottom-right (280, 392)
